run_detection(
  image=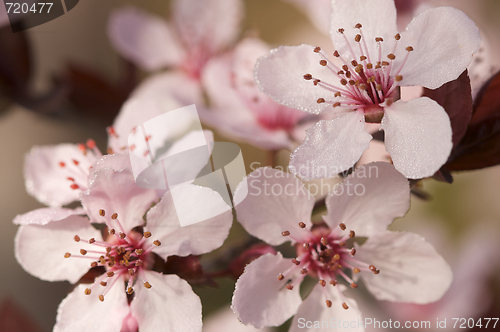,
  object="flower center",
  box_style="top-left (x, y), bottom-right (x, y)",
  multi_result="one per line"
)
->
top-left (58, 139), bottom-right (101, 191)
top-left (278, 222), bottom-right (379, 309)
top-left (304, 23), bottom-right (413, 123)
top-left (64, 209), bottom-right (161, 302)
